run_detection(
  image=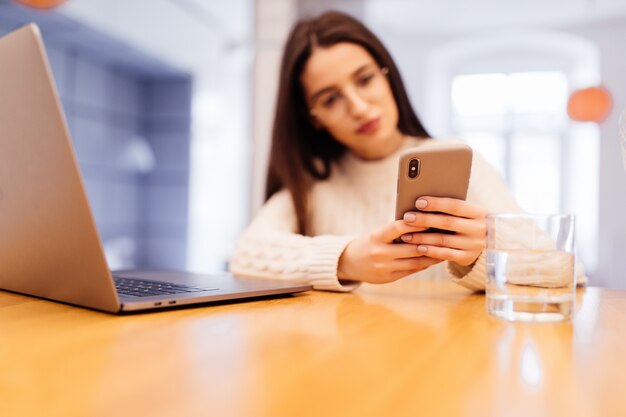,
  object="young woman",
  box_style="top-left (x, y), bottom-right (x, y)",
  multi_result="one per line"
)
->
top-left (229, 11), bottom-right (524, 292)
